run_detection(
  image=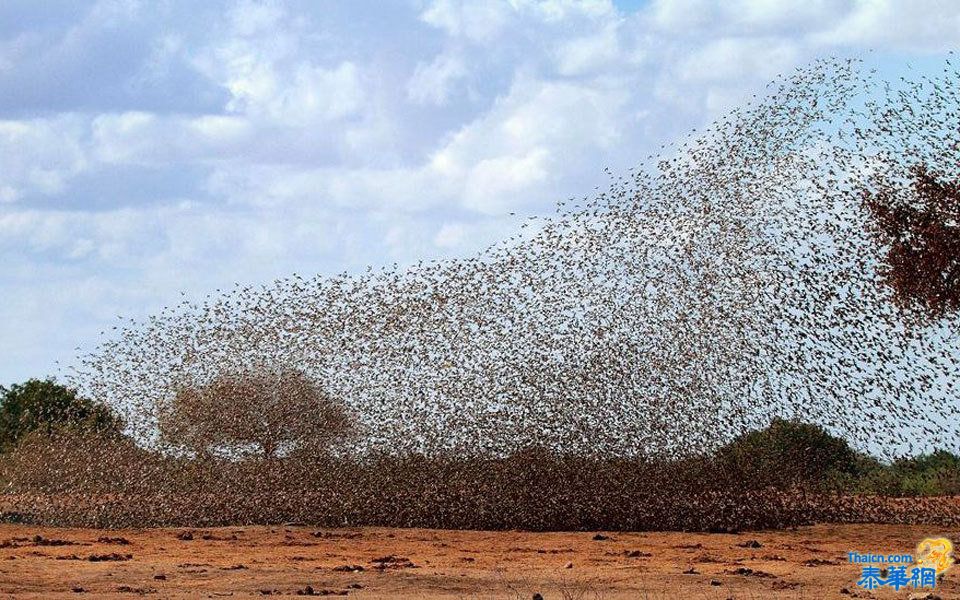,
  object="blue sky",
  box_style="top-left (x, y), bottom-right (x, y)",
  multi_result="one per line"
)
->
top-left (3, 0), bottom-right (960, 384)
